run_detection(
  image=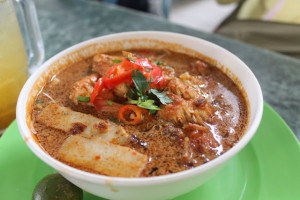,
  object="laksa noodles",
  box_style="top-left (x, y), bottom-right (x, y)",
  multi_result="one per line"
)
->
top-left (31, 49), bottom-right (249, 177)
